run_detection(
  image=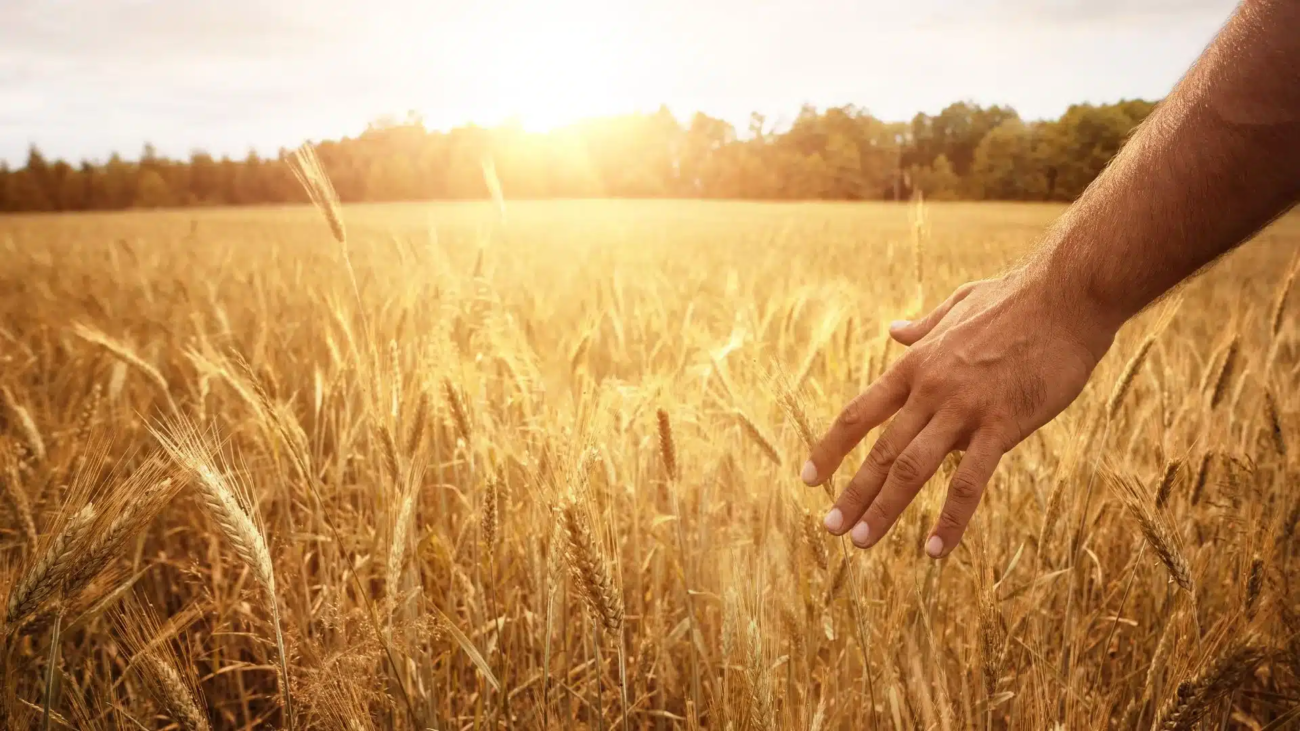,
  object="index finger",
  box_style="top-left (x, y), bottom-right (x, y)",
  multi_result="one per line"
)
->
top-left (802, 363), bottom-right (911, 487)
